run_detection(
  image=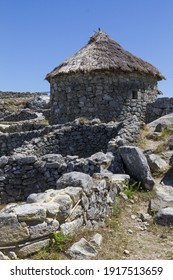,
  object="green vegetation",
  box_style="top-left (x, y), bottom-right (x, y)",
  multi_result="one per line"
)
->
top-left (123, 181), bottom-right (141, 199)
top-left (52, 231), bottom-right (73, 252)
